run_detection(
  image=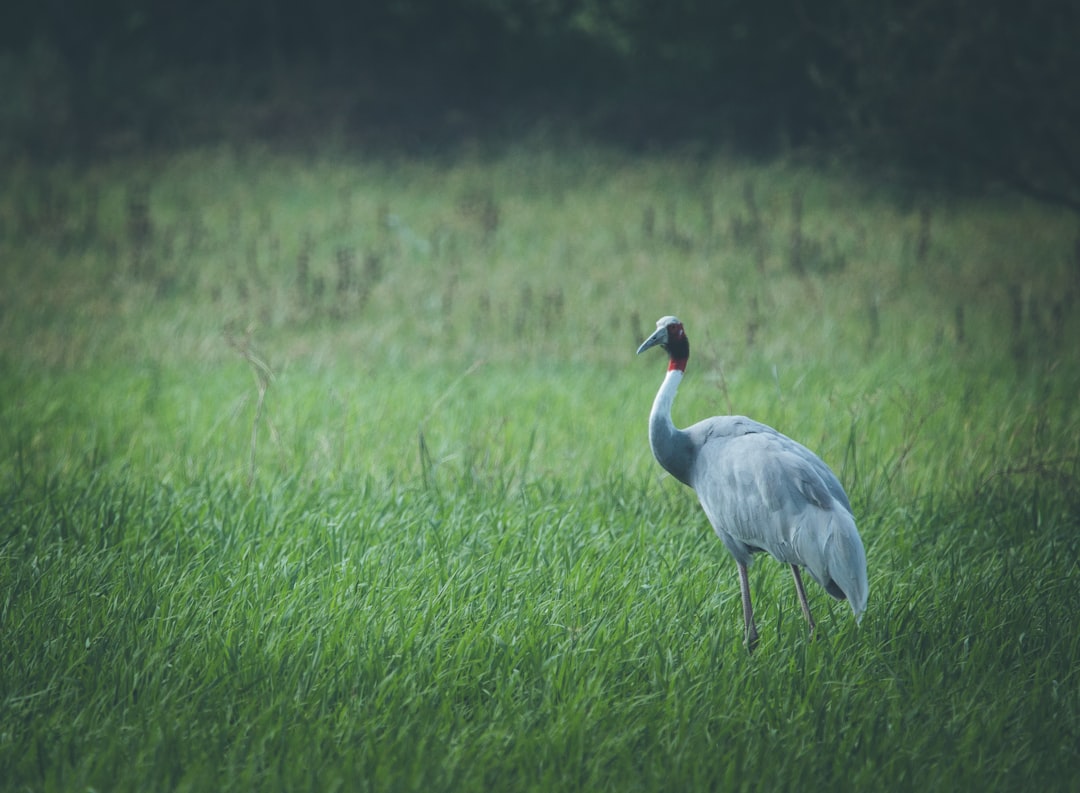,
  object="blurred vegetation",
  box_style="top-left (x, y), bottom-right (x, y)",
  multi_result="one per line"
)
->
top-left (1, 1), bottom-right (1078, 209)
top-left (1, 146), bottom-right (1079, 791)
